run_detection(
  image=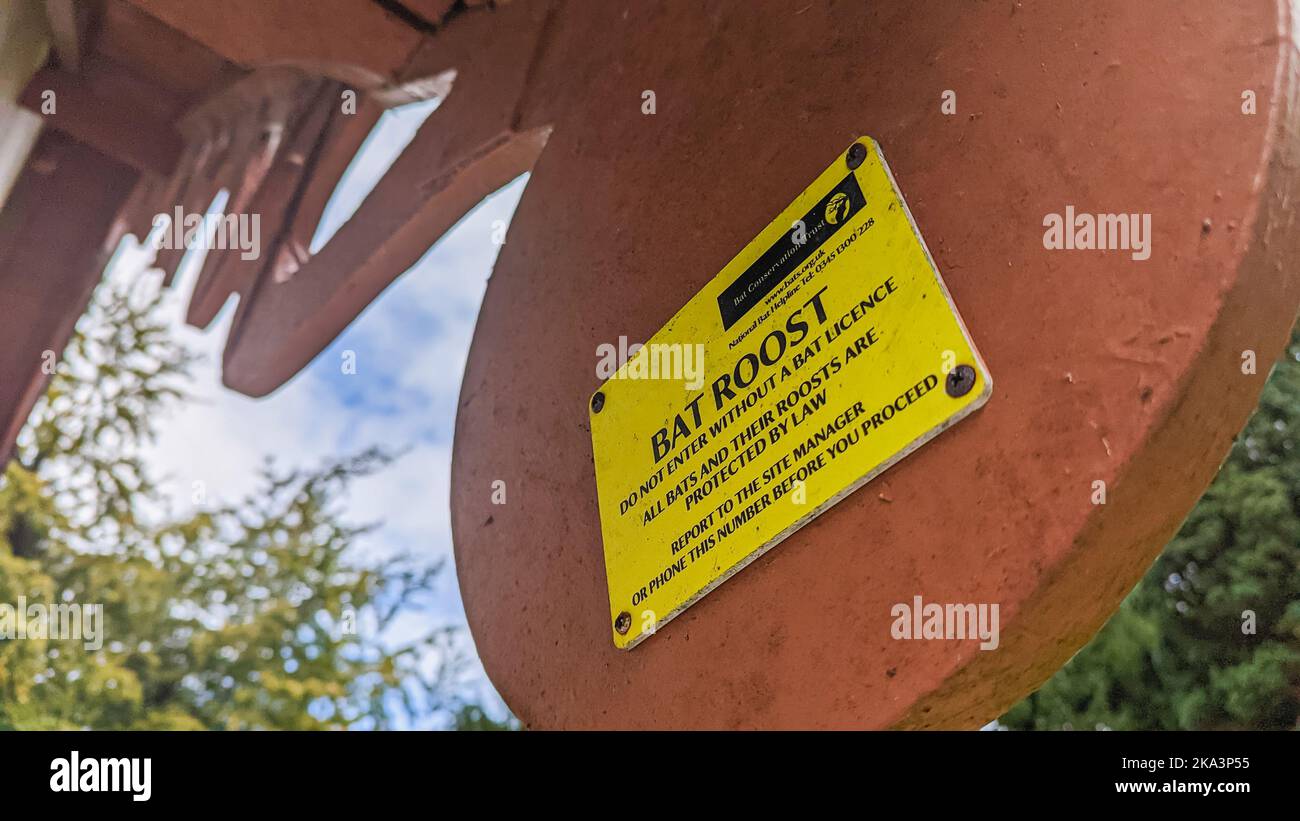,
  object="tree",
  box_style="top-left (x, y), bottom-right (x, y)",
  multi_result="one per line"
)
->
top-left (1002, 325), bottom-right (1300, 730)
top-left (0, 277), bottom-right (500, 729)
